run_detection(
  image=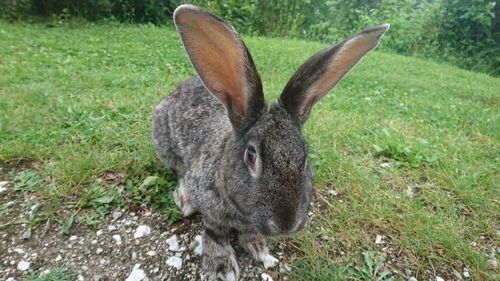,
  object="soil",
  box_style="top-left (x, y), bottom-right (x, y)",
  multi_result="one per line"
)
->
top-left (0, 167), bottom-right (295, 281)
